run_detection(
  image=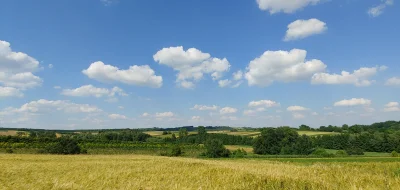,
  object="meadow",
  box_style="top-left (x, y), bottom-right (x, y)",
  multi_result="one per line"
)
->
top-left (1, 154), bottom-right (400, 190)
